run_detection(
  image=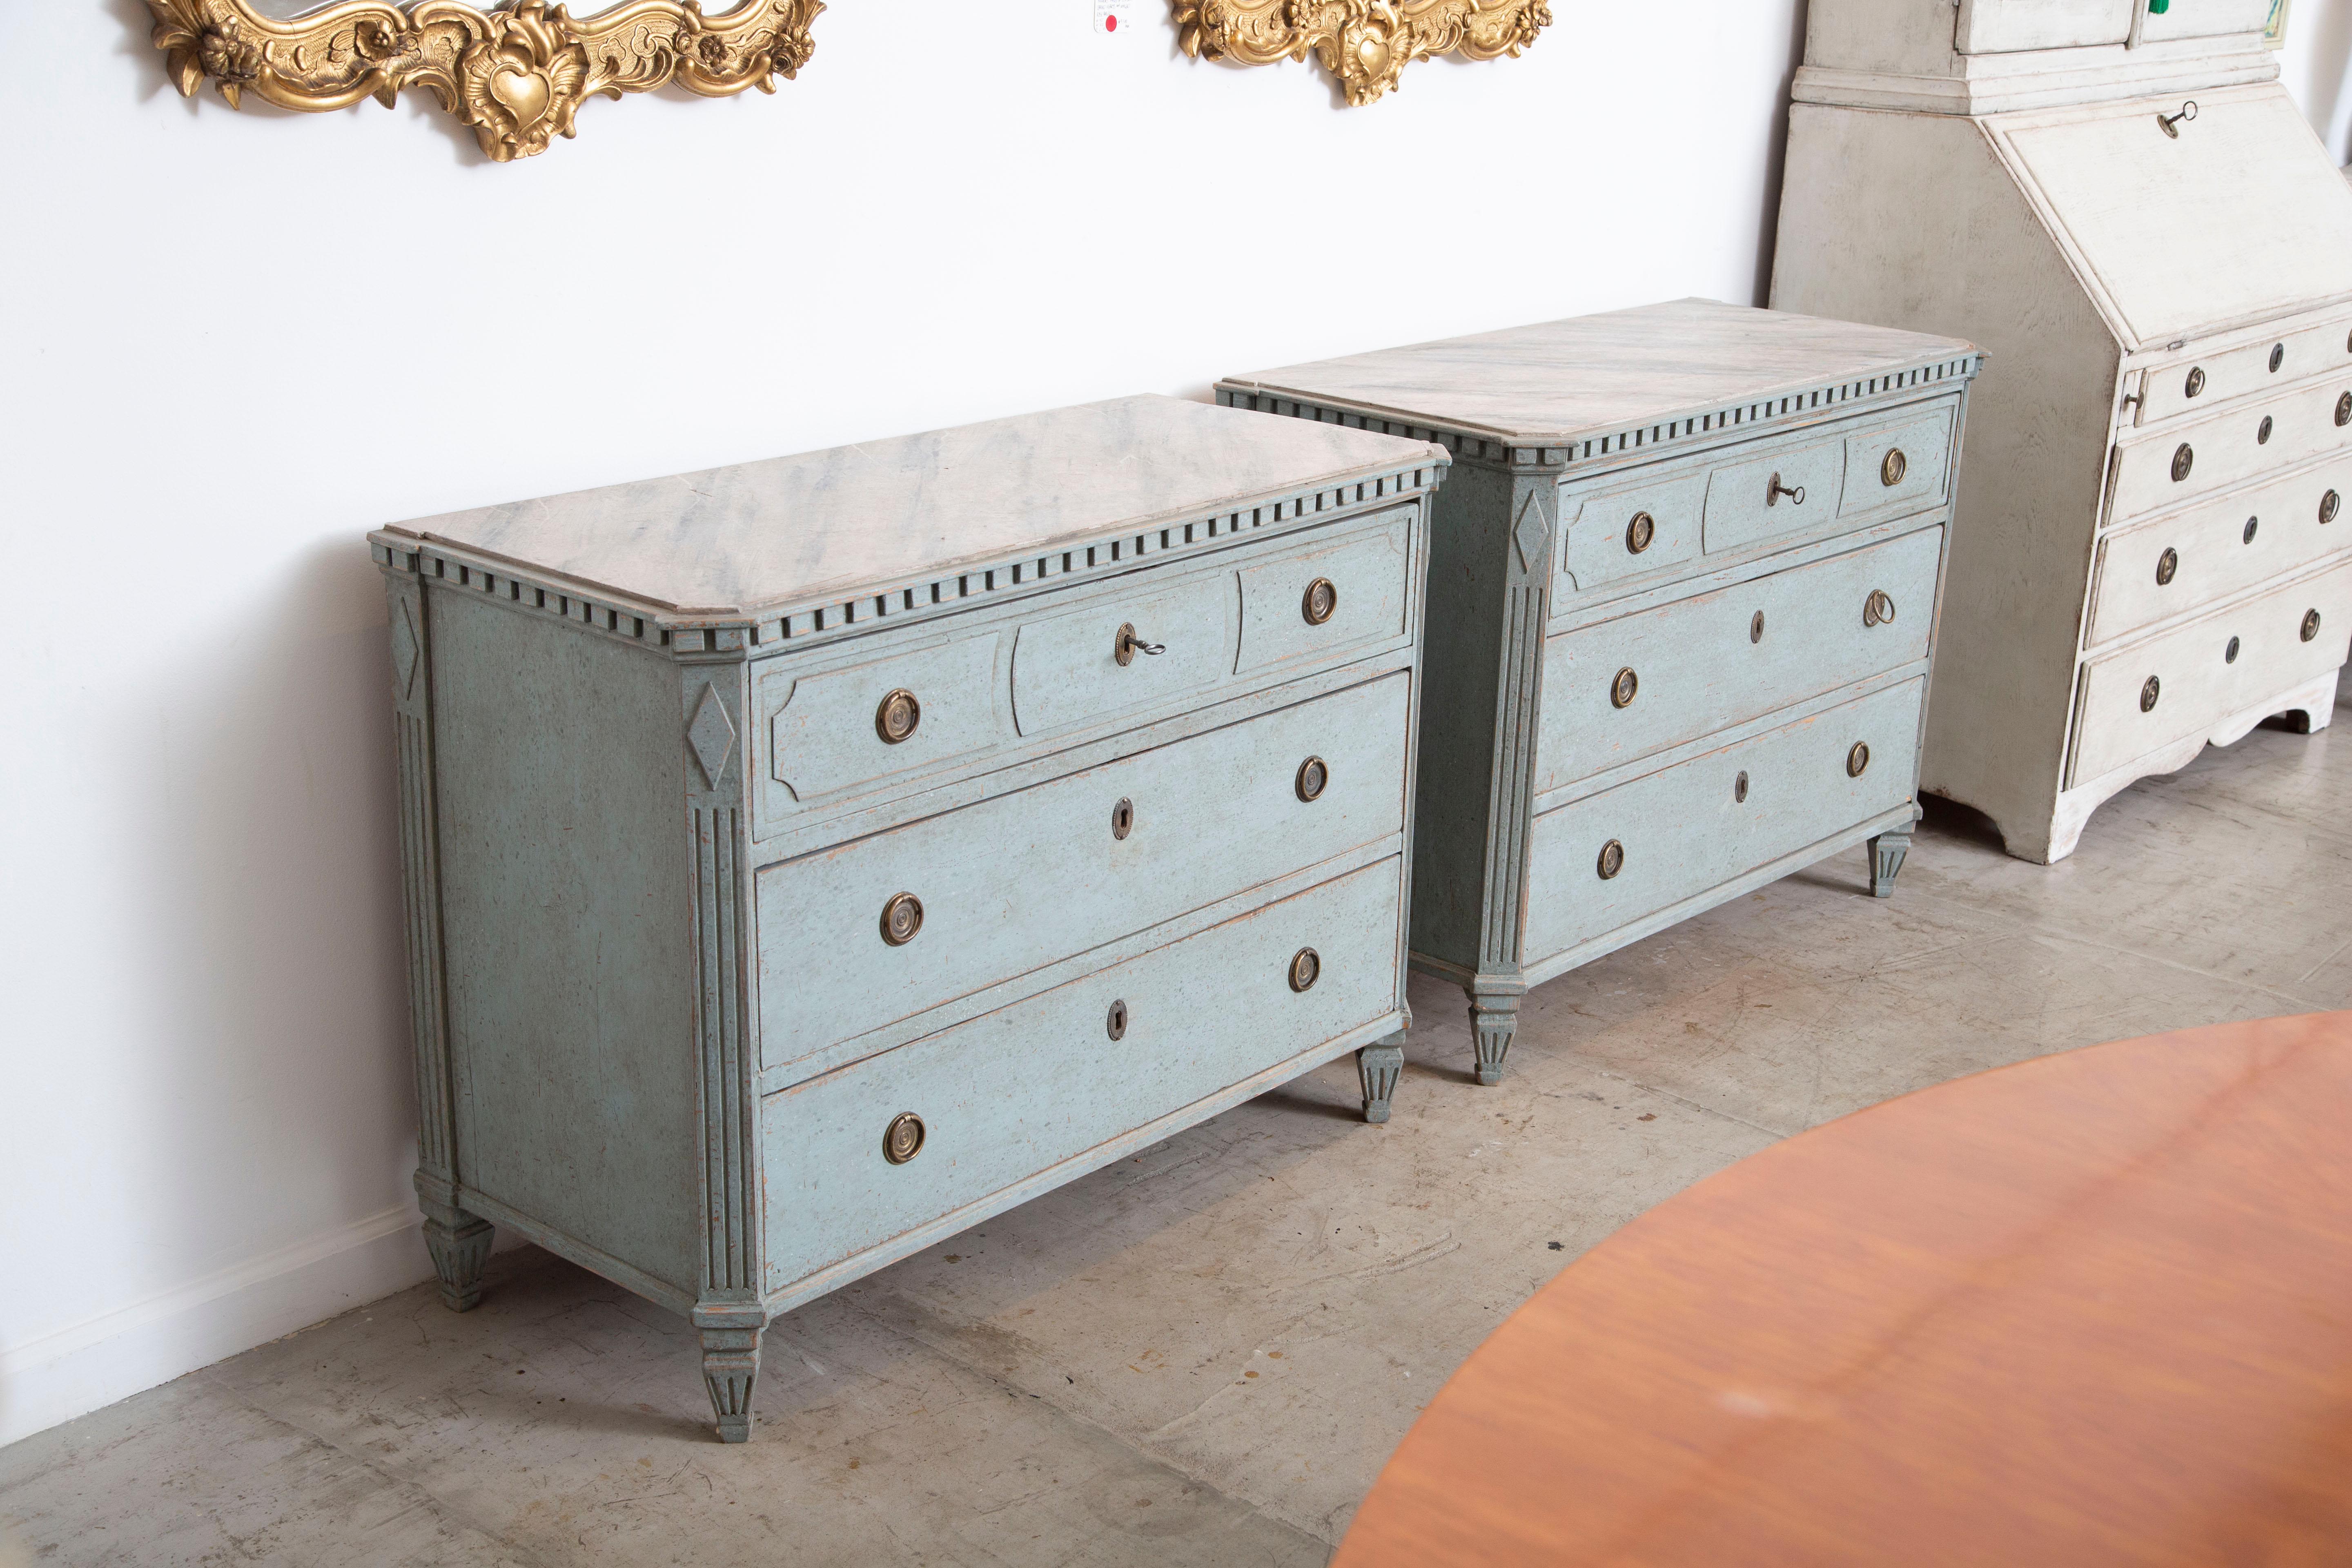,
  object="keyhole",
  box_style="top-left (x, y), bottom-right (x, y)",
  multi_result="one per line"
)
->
top-left (1106, 1000), bottom-right (1128, 1041)
top-left (1111, 797), bottom-right (1134, 840)
top-left (1750, 610), bottom-right (1765, 644)
top-left (1734, 771), bottom-right (1749, 804)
